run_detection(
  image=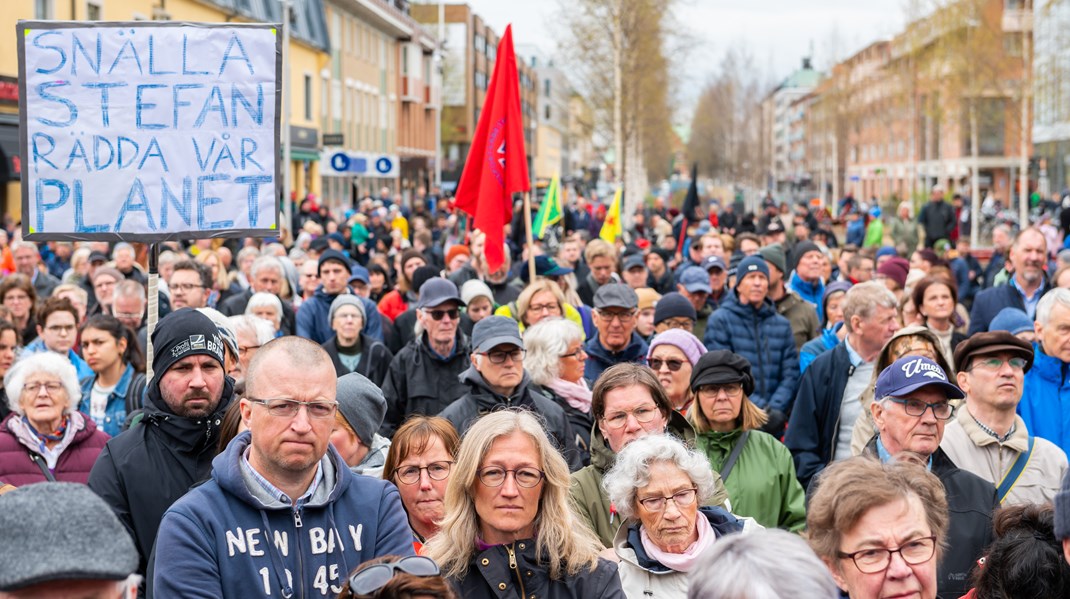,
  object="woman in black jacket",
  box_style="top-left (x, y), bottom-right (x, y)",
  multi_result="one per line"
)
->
top-left (321, 295), bottom-right (393, 386)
